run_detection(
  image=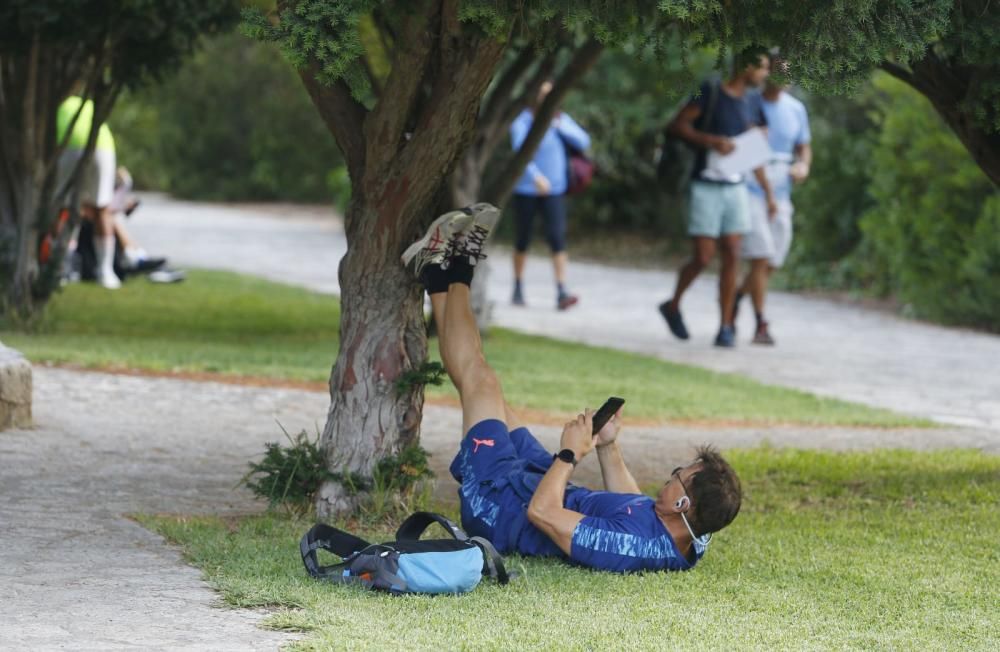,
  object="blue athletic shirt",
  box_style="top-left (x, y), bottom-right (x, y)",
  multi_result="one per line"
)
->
top-left (449, 421), bottom-right (701, 573)
top-left (502, 471), bottom-right (700, 573)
